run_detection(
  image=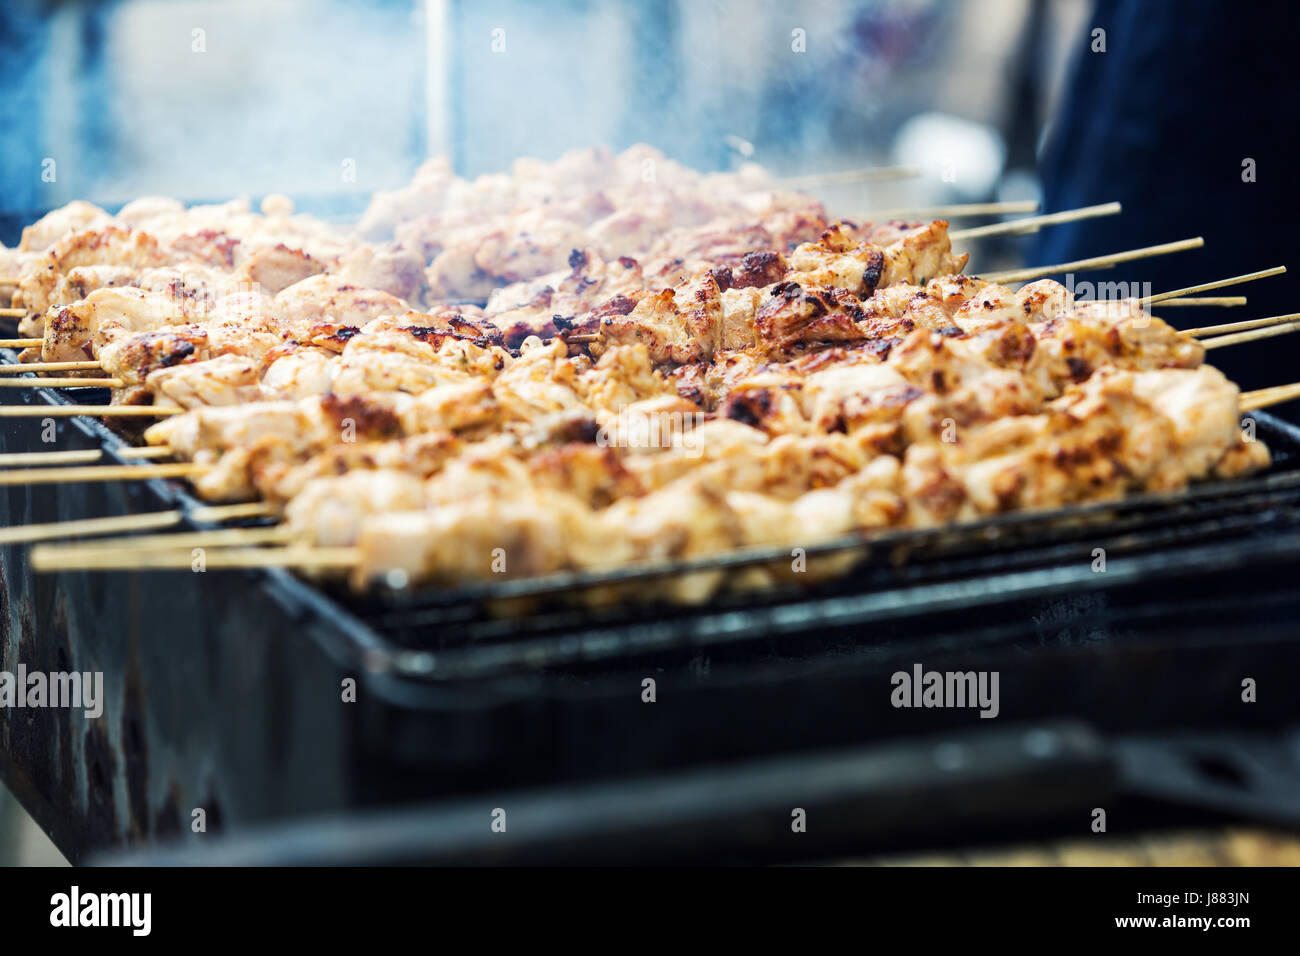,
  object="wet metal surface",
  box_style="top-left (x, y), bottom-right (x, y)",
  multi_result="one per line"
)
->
top-left (0, 384), bottom-right (352, 861)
